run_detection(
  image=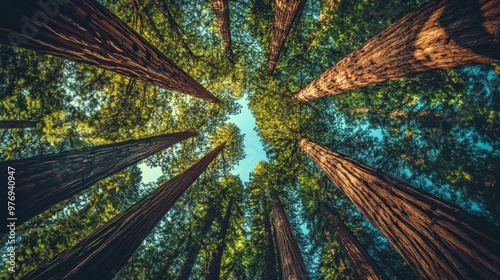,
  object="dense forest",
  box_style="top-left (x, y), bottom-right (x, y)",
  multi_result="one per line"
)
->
top-left (0, 0), bottom-right (499, 279)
